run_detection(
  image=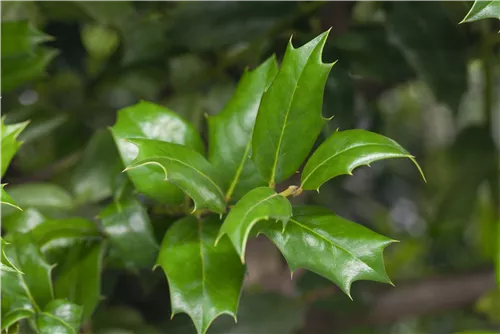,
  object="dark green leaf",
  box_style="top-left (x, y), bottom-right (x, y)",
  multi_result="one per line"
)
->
top-left (1, 208), bottom-right (46, 234)
top-left (1, 269), bottom-right (36, 331)
top-left (1, 117), bottom-right (30, 178)
top-left (252, 31), bottom-right (334, 186)
top-left (461, 1), bottom-right (500, 23)
top-left (36, 299), bottom-right (83, 334)
top-left (208, 56), bottom-right (278, 201)
top-left (156, 215), bottom-right (245, 334)
top-left (99, 198), bottom-right (159, 269)
top-left (261, 210), bottom-right (396, 297)
top-left (31, 218), bottom-right (100, 250)
top-left (126, 139), bottom-right (226, 214)
top-left (111, 101), bottom-right (204, 204)
top-left (54, 242), bottom-right (104, 321)
top-left (301, 129), bottom-right (423, 191)
top-left (216, 187), bottom-right (292, 262)
top-left (1, 21), bottom-right (51, 58)
top-left (1, 184), bottom-right (22, 211)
